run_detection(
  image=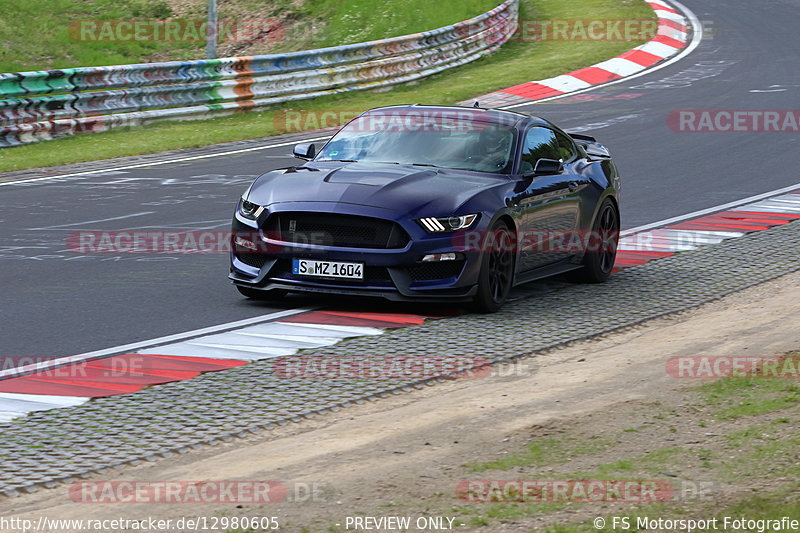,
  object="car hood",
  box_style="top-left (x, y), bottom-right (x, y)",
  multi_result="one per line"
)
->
top-left (246, 162), bottom-right (508, 216)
